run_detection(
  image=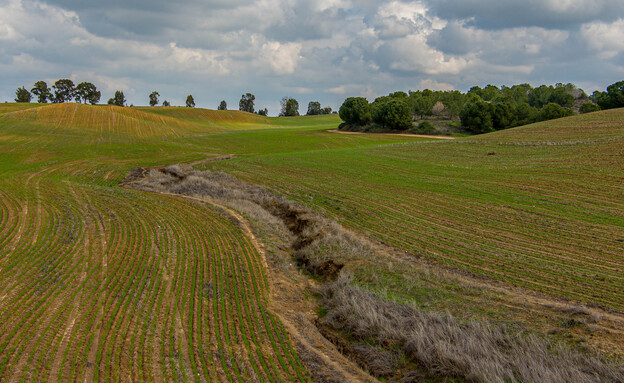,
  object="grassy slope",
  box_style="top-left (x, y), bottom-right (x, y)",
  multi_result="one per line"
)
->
top-left (0, 103), bottom-right (419, 382)
top-left (1, 103), bottom-right (623, 381)
top-left (198, 109), bottom-right (624, 311)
